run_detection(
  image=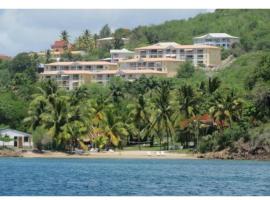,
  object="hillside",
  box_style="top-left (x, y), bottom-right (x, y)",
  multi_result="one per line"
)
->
top-left (126, 10), bottom-right (270, 53)
top-left (214, 51), bottom-right (267, 93)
